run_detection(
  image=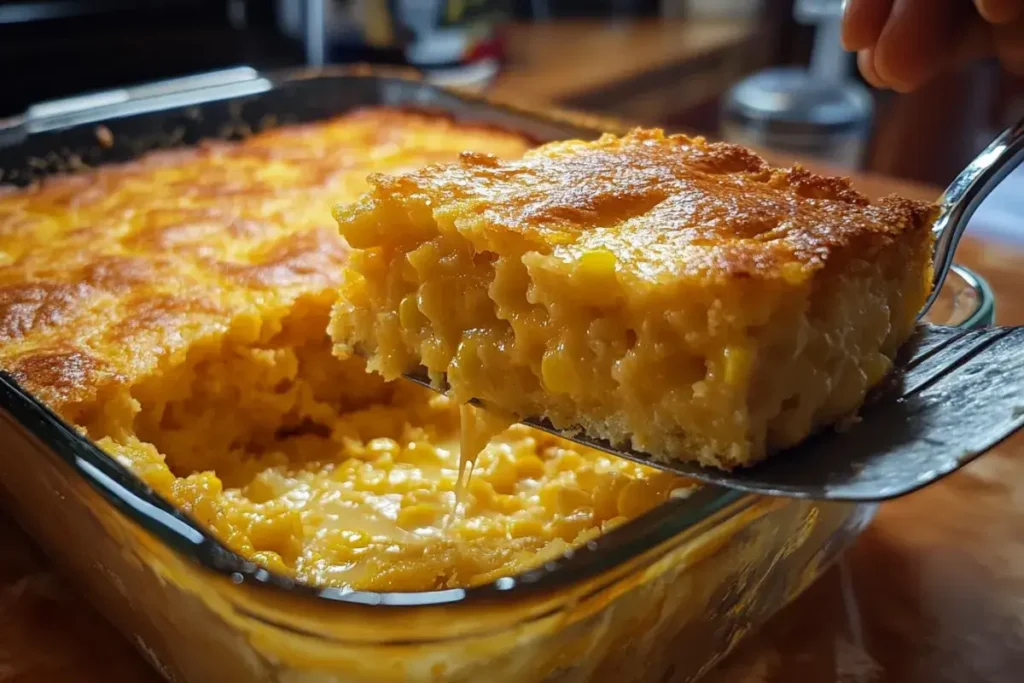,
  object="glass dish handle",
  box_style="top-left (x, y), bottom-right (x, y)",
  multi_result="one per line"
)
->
top-left (14, 67), bottom-right (273, 135)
